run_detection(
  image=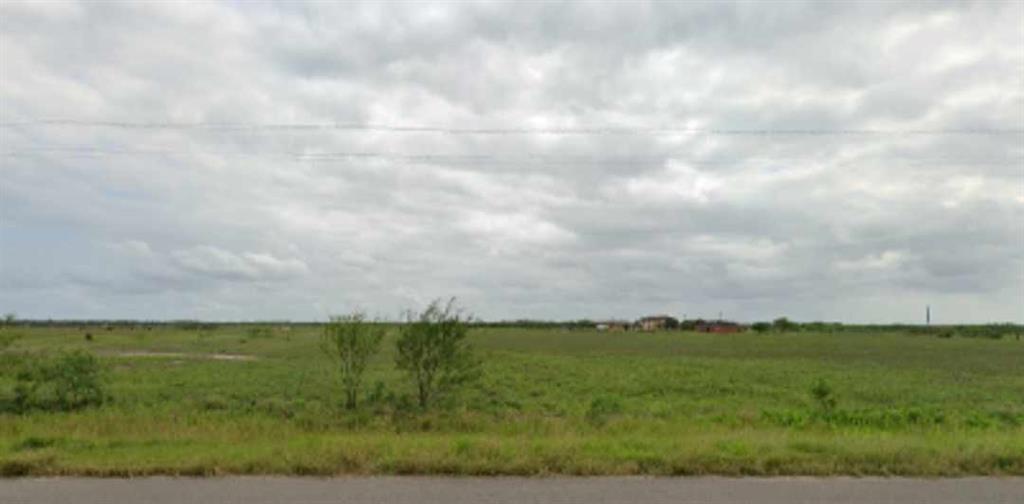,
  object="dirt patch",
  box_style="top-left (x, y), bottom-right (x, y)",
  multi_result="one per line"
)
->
top-left (106, 351), bottom-right (258, 361)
